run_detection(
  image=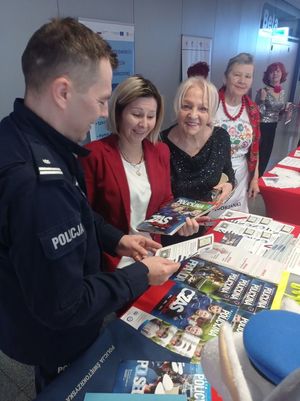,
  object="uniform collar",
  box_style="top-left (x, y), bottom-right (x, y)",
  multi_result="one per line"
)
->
top-left (13, 98), bottom-right (90, 158)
